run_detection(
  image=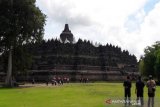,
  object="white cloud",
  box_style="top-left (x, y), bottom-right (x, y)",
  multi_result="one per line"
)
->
top-left (138, 2), bottom-right (160, 51)
top-left (36, 0), bottom-right (160, 60)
